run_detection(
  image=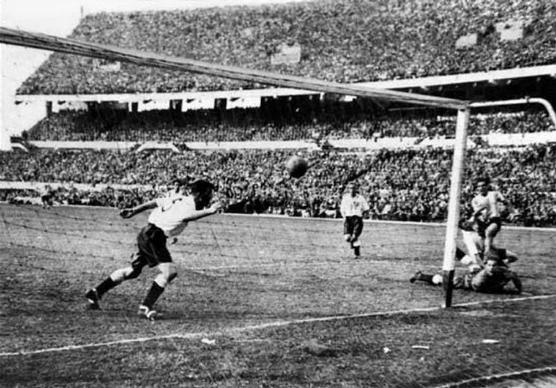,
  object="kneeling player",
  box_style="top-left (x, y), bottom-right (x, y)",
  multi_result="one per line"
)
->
top-left (85, 179), bottom-right (221, 320)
